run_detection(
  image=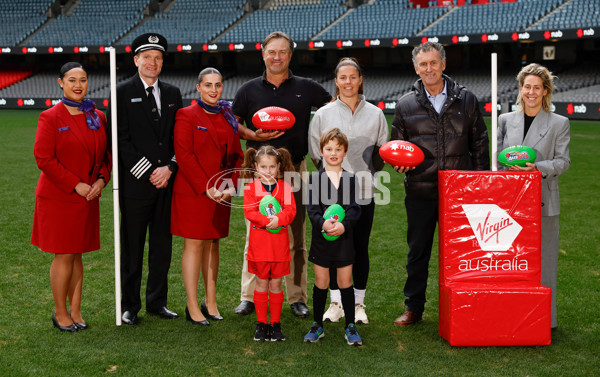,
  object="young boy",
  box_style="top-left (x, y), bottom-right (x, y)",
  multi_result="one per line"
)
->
top-left (304, 128), bottom-right (362, 346)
